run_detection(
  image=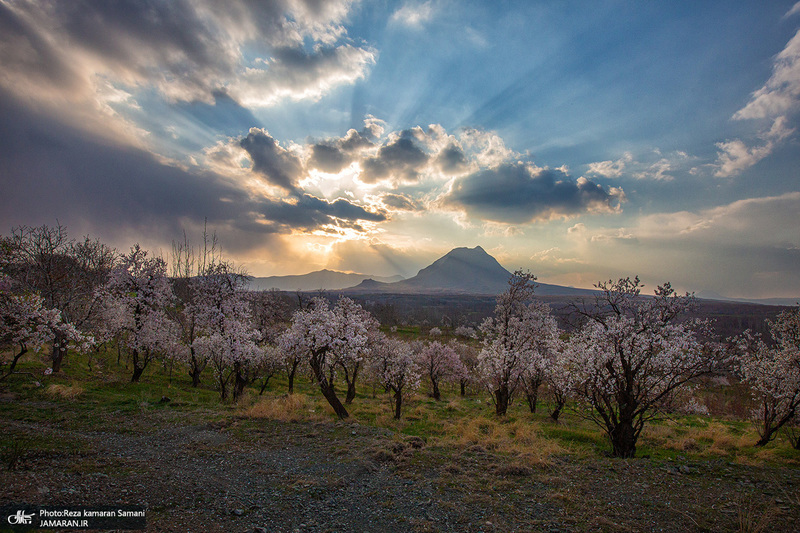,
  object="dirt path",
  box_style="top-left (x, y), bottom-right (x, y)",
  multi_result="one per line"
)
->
top-left (2, 407), bottom-right (799, 532)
